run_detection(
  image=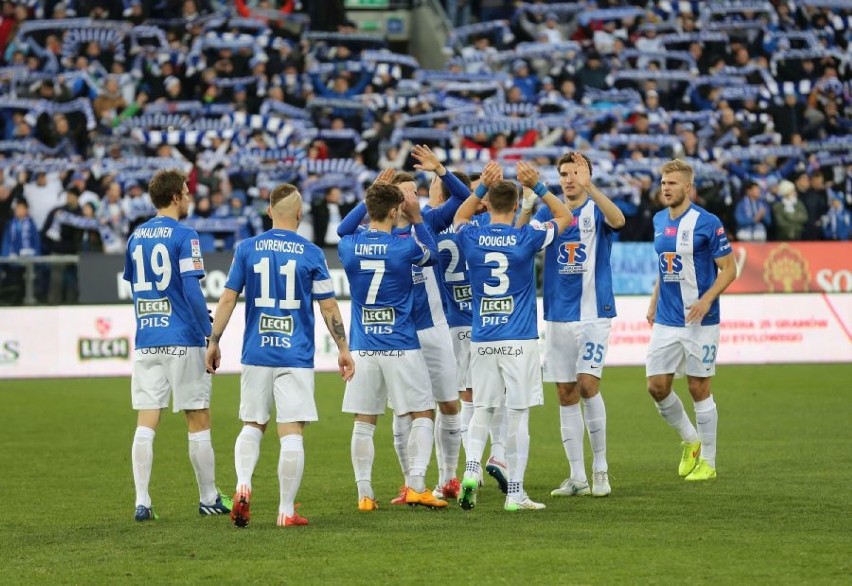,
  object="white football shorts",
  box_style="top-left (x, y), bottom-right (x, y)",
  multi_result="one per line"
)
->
top-left (542, 318), bottom-right (612, 383)
top-left (131, 346), bottom-right (211, 413)
top-left (450, 326), bottom-right (472, 391)
top-left (342, 349), bottom-right (434, 416)
top-left (418, 324), bottom-right (459, 402)
top-left (240, 365), bottom-right (317, 424)
top-left (469, 339), bottom-right (543, 410)
top-left (646, 323), bottom-right (721, 378)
